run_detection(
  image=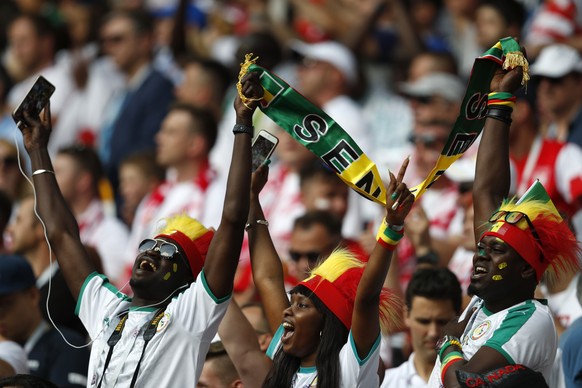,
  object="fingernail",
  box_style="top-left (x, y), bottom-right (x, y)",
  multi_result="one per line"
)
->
top-left (391, 201), bottom-right (399, 211)
top-left (390, 192), bottom-right (398, 200)
top-left (407, 155), bottom-right (411, 161)
top-left (264, 158), bottom-right (271, 166)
